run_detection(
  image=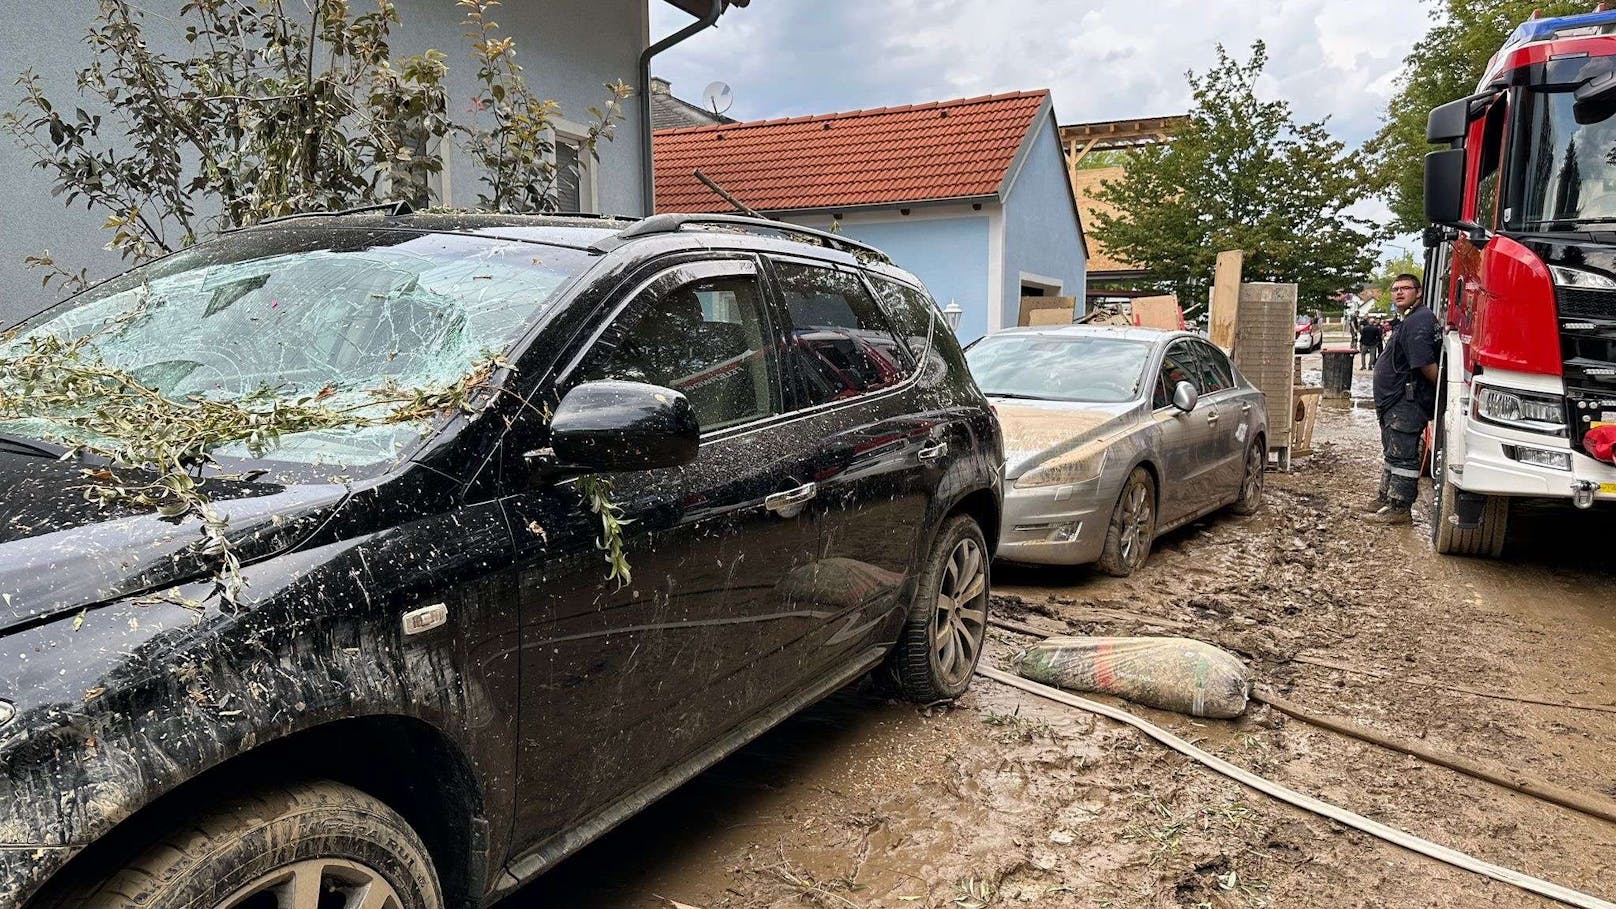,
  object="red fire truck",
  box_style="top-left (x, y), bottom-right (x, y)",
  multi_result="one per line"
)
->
top-left (1422, 8), bottom-right (1616, 556)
